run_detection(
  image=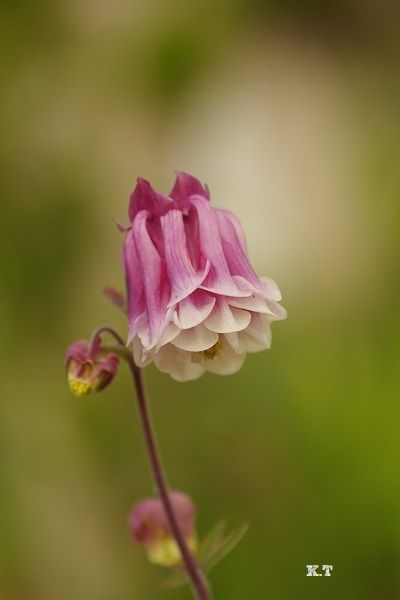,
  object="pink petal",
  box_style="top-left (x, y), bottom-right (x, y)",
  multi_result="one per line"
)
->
top-left (161, 209), bottom-right (209, 306)
top-left (169, 172), bottom-right (209, 210)
top-left (173, 290), bottom-right (216, 330)
top-left (65, 339), bottom-right (89, 365)
top-left (215, 209), bottom-right (264, 292)
top-left (129, 178), bottom-right (175, 222)
top-left (183, 204), bottom-right (201, 270)
top-left (216, 209), bottom-right (248, 252)
top-left (123, 228), bottom-right (146, 344)
top-left (189, 195), bottom-right (250, 297)
top-left (132, 210), bottom-right (170, 348)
